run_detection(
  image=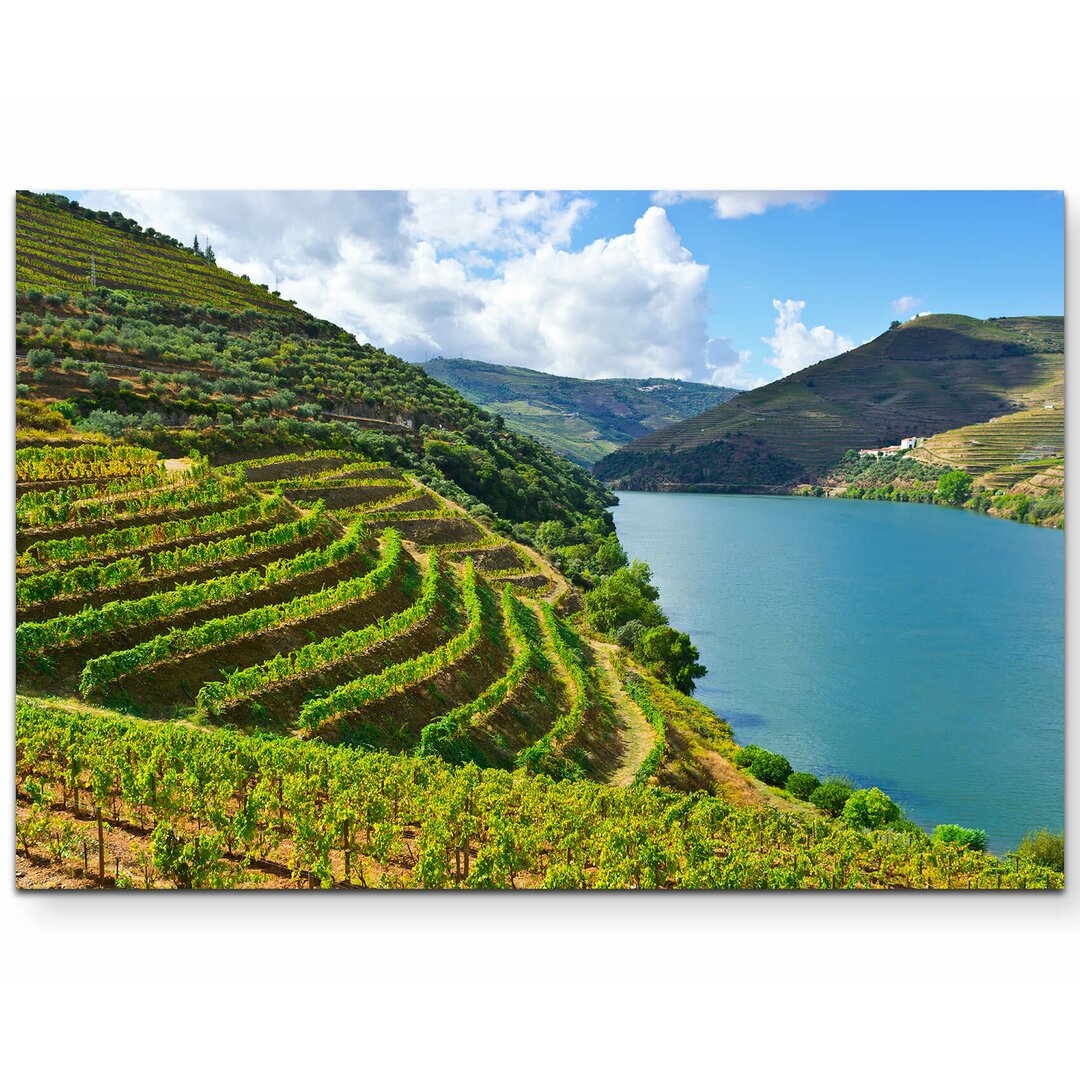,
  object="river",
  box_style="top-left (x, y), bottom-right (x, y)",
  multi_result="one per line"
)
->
top-left (611, 492), bottom-right (1064, 852)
